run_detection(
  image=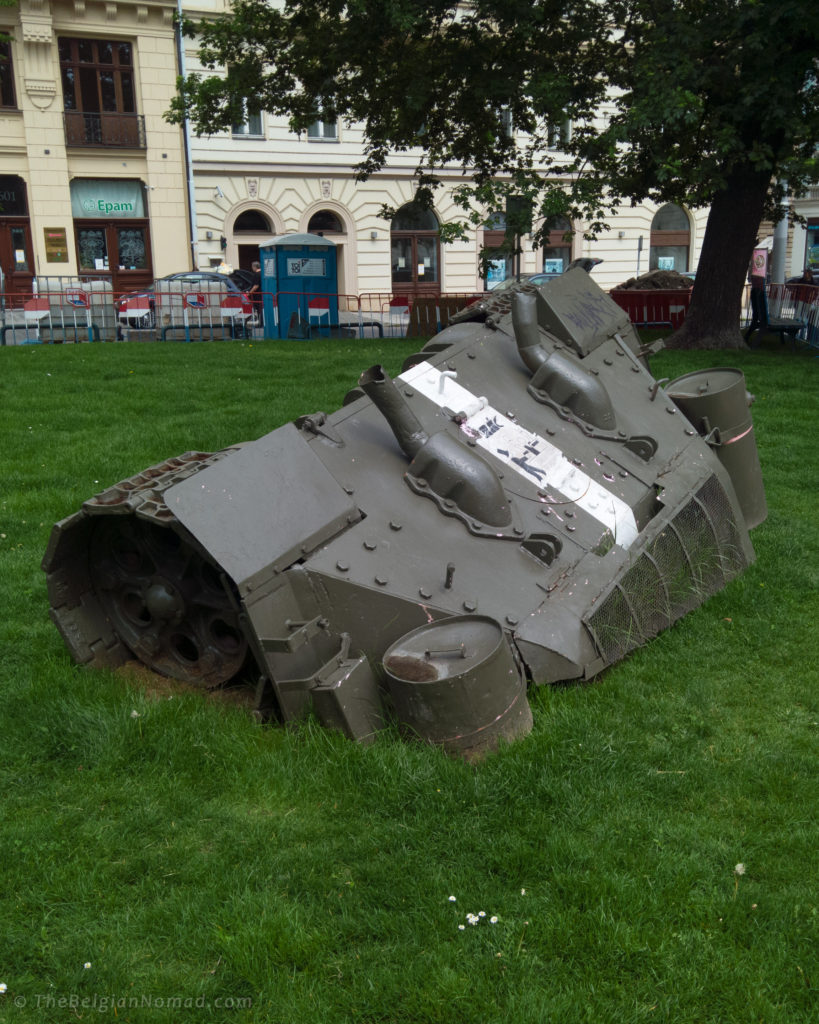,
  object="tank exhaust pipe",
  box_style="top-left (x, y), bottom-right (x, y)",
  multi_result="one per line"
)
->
top-left (359, 365), bottom-right (429, 459)
top-left (512, 291), bottom-right (550, 372)
top-left (360, 364), bottom-right (512, 529)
